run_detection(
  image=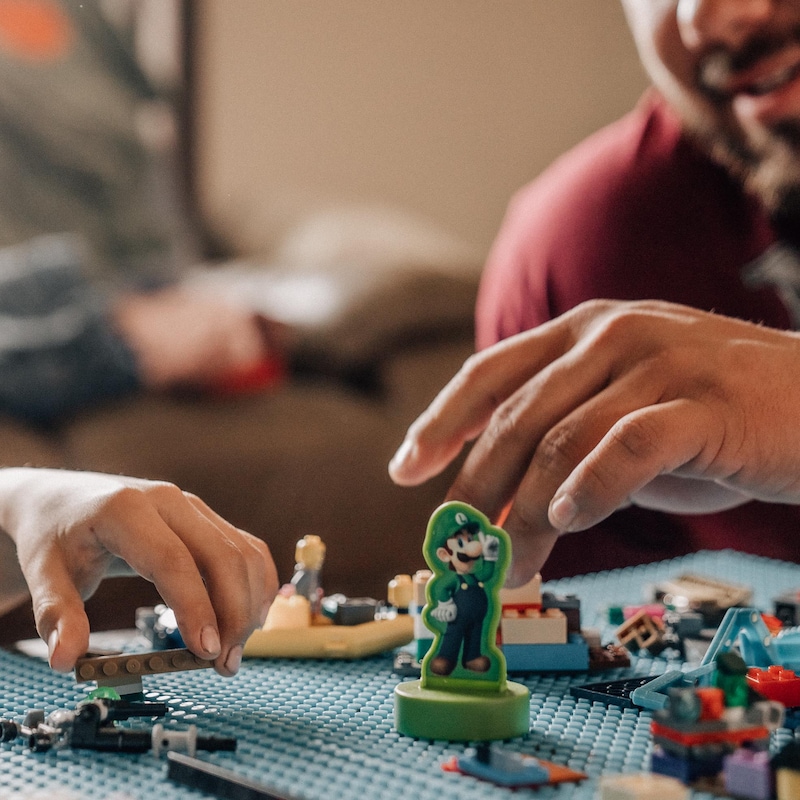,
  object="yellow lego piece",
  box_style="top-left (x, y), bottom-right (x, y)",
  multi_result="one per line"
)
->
top-left (243, 615), bottom-right (413, 659)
